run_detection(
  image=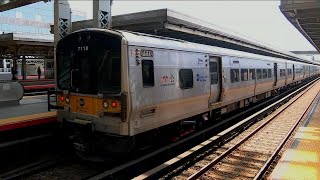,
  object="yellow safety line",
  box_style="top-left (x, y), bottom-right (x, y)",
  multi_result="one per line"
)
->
top-left (0, 111), bottom-right (56, 126)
